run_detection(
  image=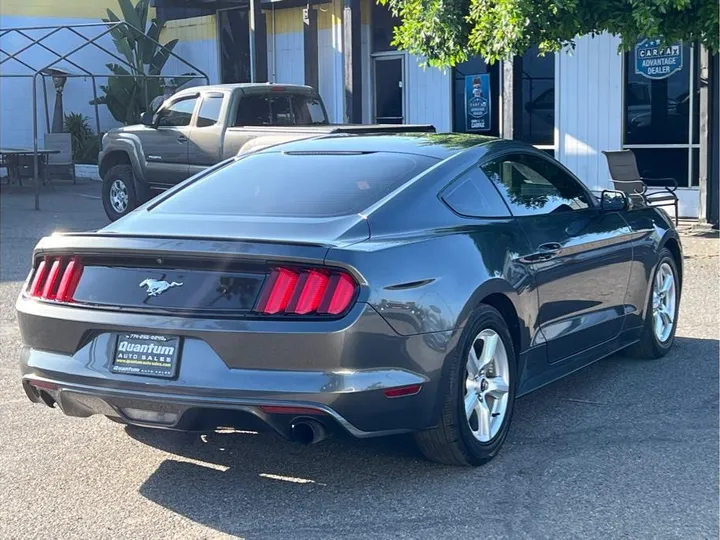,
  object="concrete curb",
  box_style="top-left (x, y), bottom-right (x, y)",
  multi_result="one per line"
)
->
top-left (75, 164), bottom-right (100, 181)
